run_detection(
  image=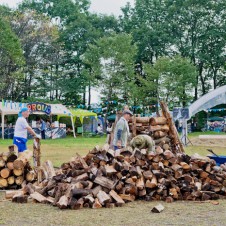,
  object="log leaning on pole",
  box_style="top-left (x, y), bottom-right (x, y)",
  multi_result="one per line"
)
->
top-left (160, 101), bottom-right (184, 153)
